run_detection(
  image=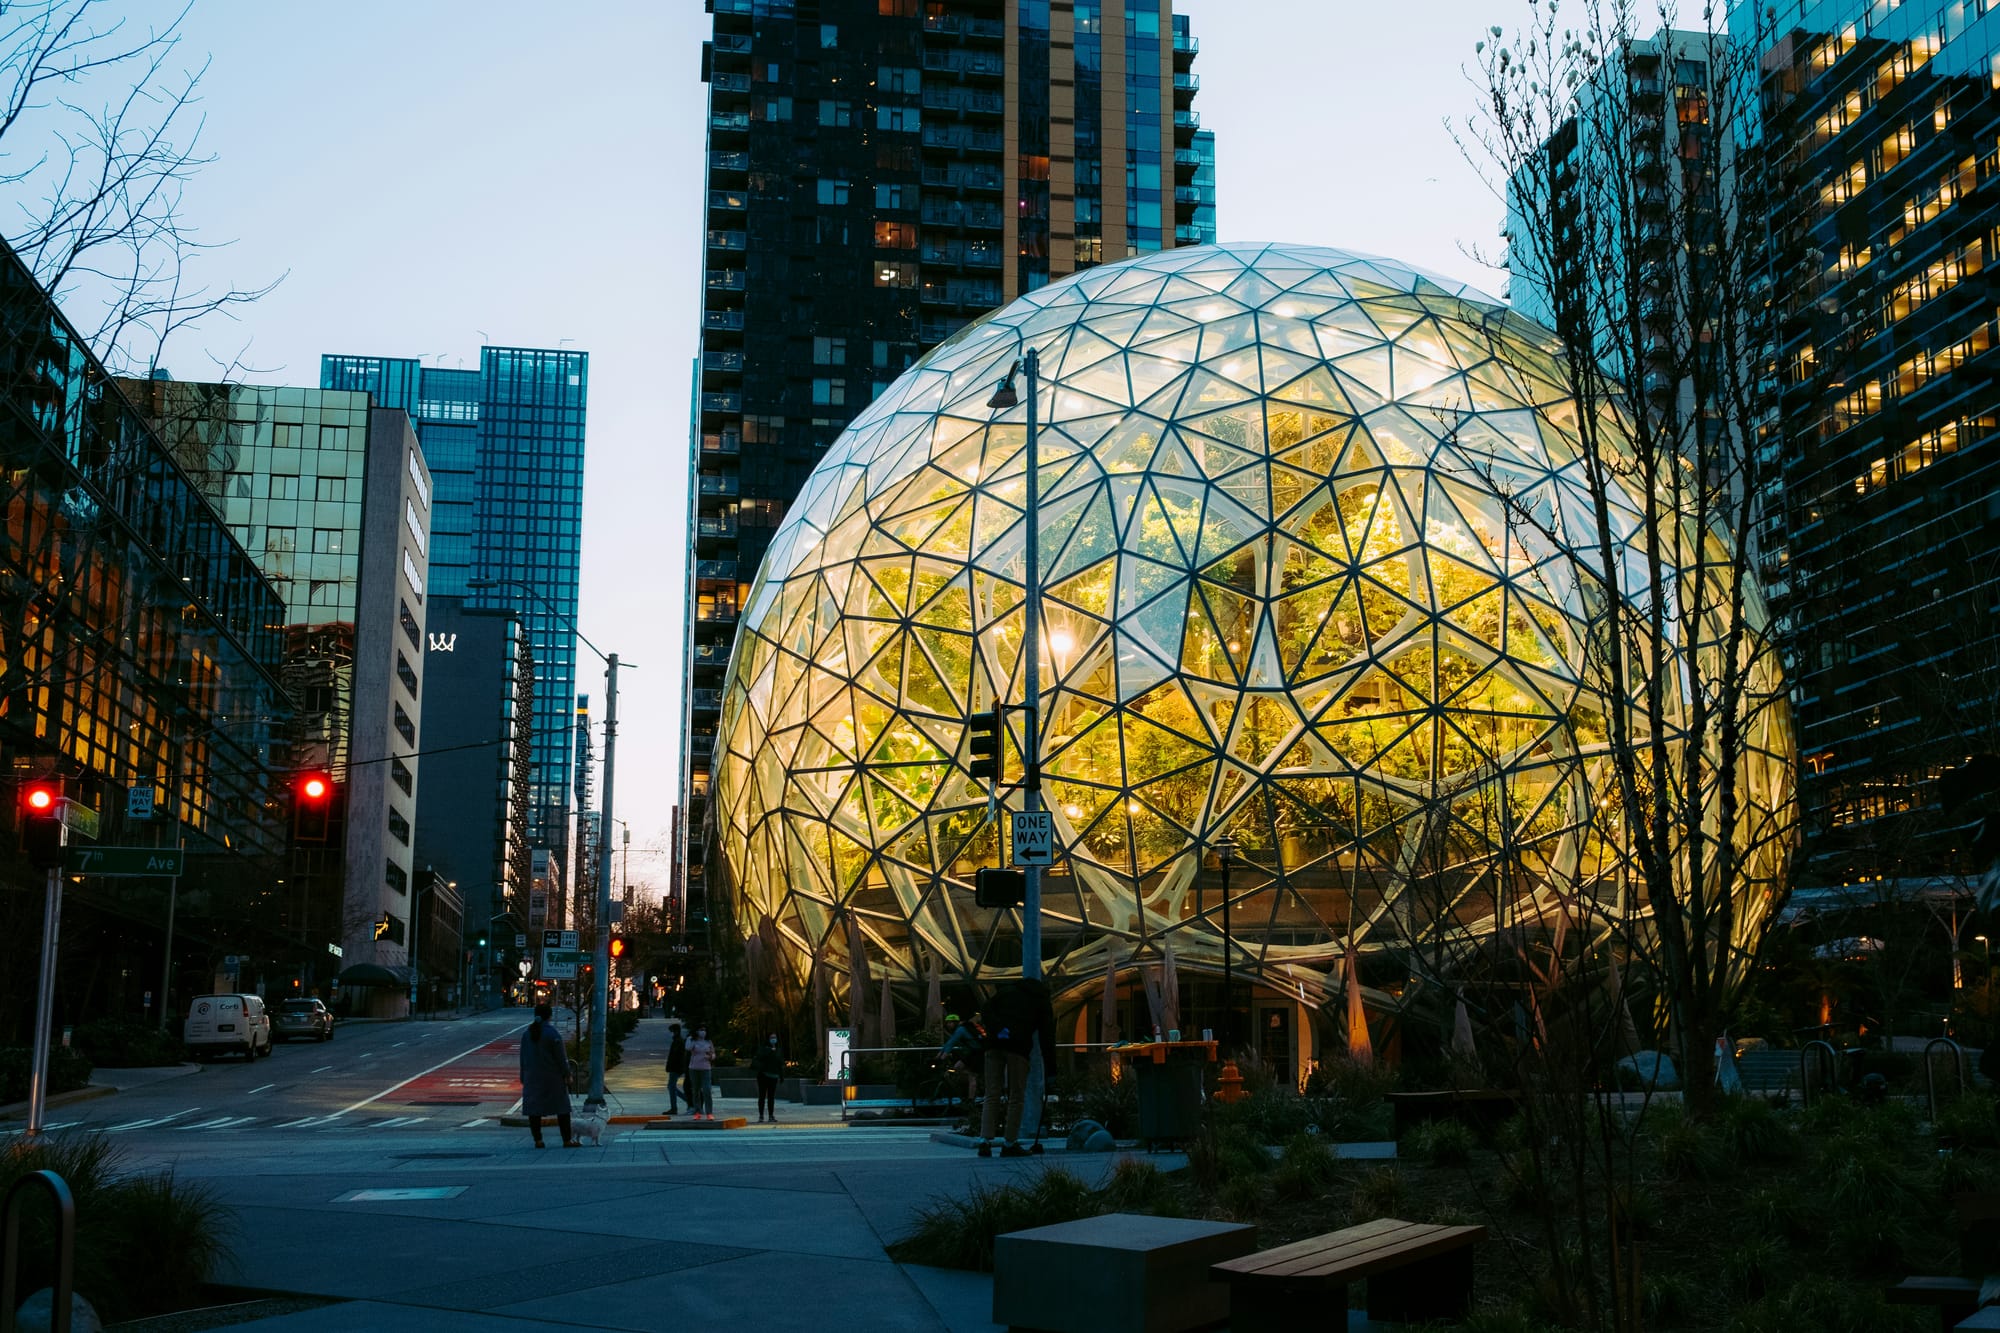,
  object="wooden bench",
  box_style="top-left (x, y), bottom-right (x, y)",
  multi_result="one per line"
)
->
top-left (1212, 1217), bottom-right (1486, 1329)
top-left (1886, 1276), bottom-right (1982, 1330)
